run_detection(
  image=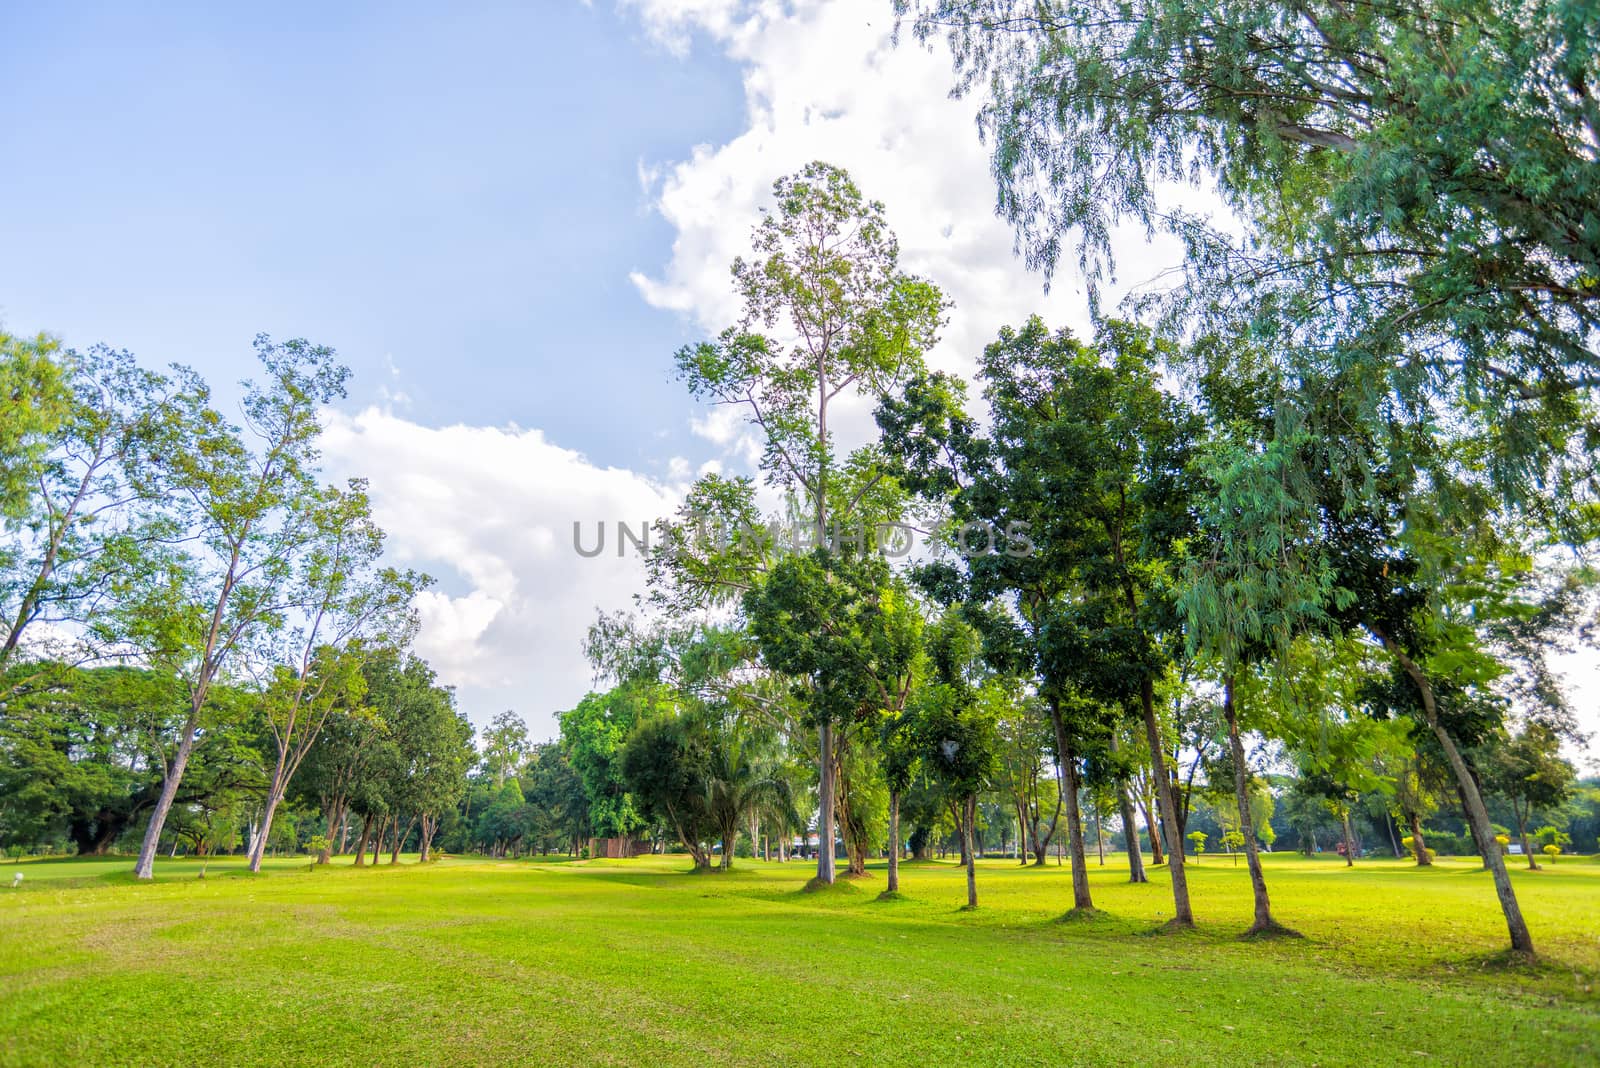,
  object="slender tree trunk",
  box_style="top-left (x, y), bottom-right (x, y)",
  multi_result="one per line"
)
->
top-left (816, 721), bottom-right (836, 885)
top-left (1515, 807), bottom-right (1540, 871)
top-left (391, 816), bottom-right (415, 864)
top-left (1111, 735), bottom-right (1147, 883)
top-left (963, 794), bottom-right (978, 909)
top-left (1059, 749), bottom-right (1094, 912)
top-left (1374, 624), bottom-right (1533, 955)
top-left (1141, 796), bottom-right (1165, 865)
top-left (247, 785), bottom-right (286, 873)
top-left (419, 814), bottom-right (435, 863)
top-left (1408, 810), bottom-right (1432, 866)
top-left (1223, 677), bottom-right (1289, 936)
top-left (133, 714), bottom-right (201, 880)
top-left (353, 814), bottom-right (372, 867)
top-left (335, 804), bottom-right (349, 855)
top-left (371, 817), bottom-right (386, 867)
top-left (1340, 808), bottom-right (1356, 867)
top-left (886, 789), bottom-right (901, 894)
top-left (1138, 679), bottom-right (1192, 926)
top-left (1046, 700), bottom-right (1094, 912)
